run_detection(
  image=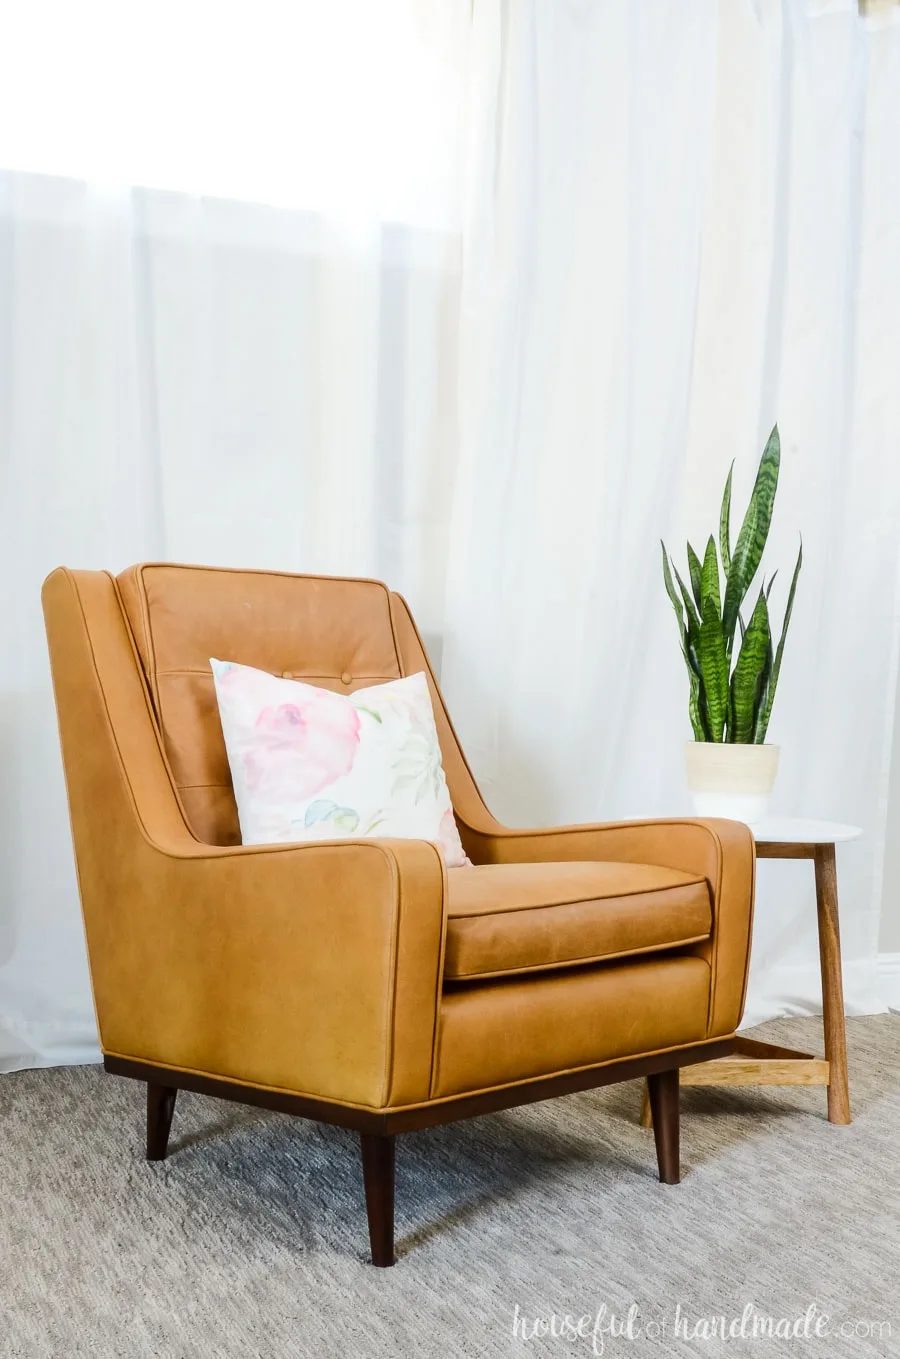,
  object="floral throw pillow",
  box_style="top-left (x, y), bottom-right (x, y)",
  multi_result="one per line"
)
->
top-left (209, 660), bottom-right (470, 867)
